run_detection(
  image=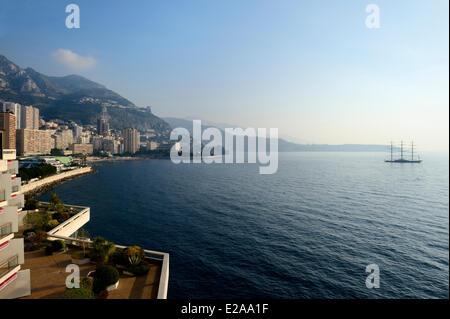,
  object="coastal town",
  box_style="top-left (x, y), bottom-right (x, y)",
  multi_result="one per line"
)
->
top-left (0, 101), bottom-right (170, 299)
top-left (1, 101), bottom-right (172, 161)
